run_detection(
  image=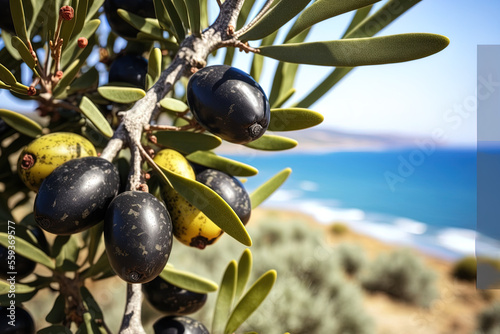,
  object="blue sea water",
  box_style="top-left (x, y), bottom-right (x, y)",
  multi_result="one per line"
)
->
top-left (227, 148), bottom-right (500, 260)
